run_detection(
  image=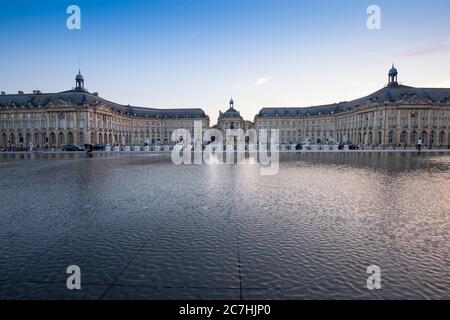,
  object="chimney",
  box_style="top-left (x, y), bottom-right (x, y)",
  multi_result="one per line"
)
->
top-left (18, 91), bottom-right (24, 95)
top-left (1, 91), bottom-right (5, 95)
top-left (93, 92), bottom-right (98, 96)
top-left (33, 90), bottom-right (41, 95)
